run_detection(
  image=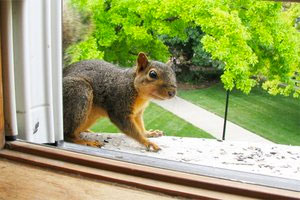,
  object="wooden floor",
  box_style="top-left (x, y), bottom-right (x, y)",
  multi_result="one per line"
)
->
top-left (0, 158), bottom-right (177, 200)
